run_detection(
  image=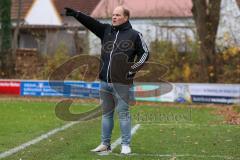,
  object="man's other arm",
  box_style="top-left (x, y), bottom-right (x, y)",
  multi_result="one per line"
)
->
top-left (130, 33), bottom-right (150, 73)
